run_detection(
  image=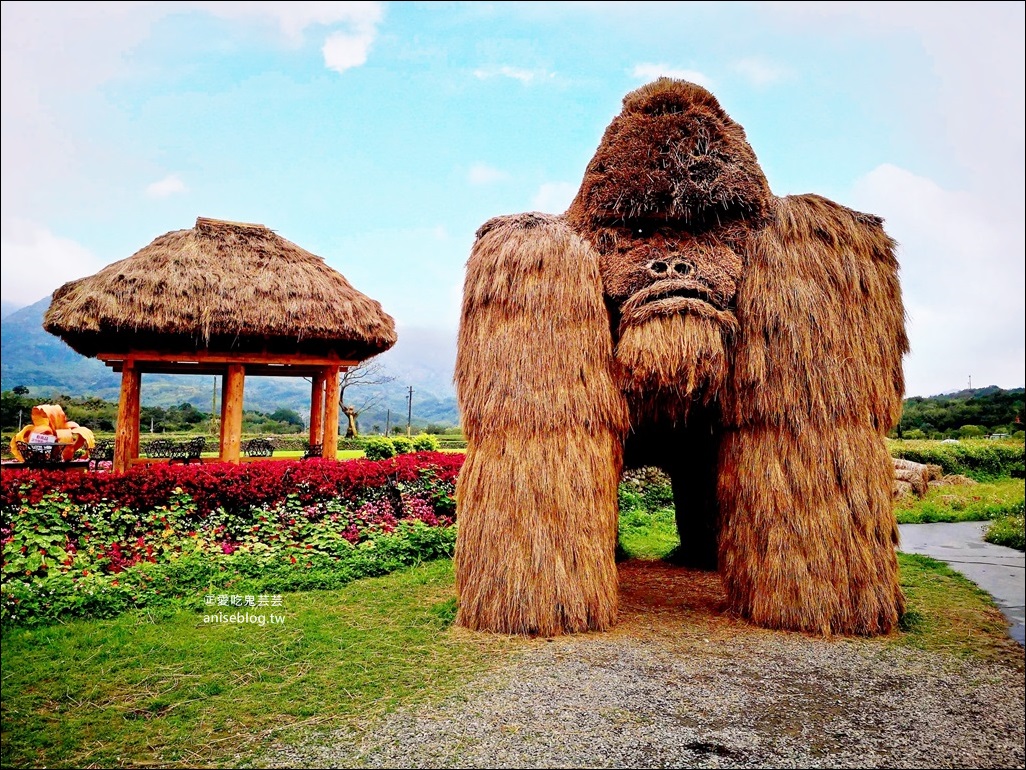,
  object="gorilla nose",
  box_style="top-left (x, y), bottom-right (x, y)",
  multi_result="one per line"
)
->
top-left (646, 257), bottom-right (694, 278)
